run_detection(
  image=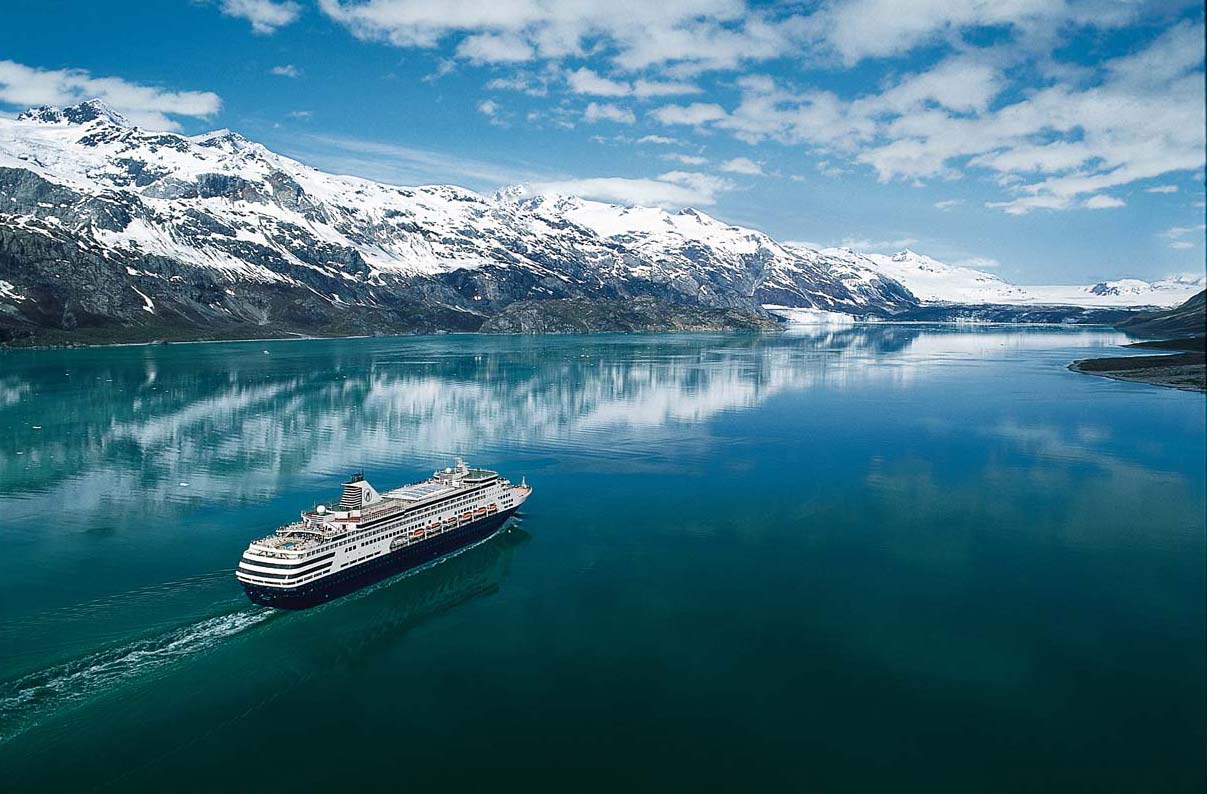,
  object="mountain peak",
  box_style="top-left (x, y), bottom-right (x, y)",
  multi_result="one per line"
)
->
top-left (17, 98), bottom-right (133, 127)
